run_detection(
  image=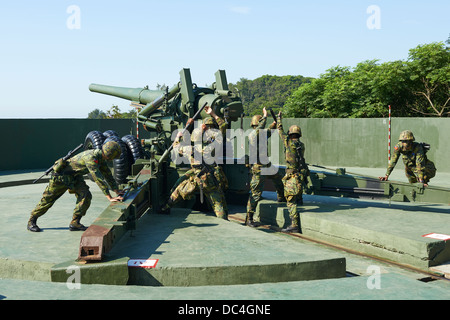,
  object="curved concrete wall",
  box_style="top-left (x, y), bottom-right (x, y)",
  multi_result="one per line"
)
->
top-left (0, 118), bottom-right (448, 172)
